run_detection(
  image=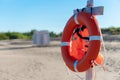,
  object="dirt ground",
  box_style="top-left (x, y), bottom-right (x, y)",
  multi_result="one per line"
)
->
top-left (0, 40), bottom-right (120, 80)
